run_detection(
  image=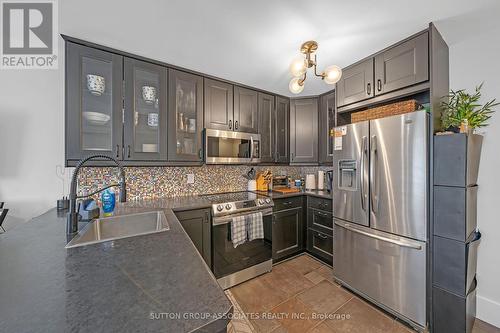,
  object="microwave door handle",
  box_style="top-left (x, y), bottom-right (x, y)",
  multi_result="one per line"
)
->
top-left (250, 136), bottom-right (254, 161)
